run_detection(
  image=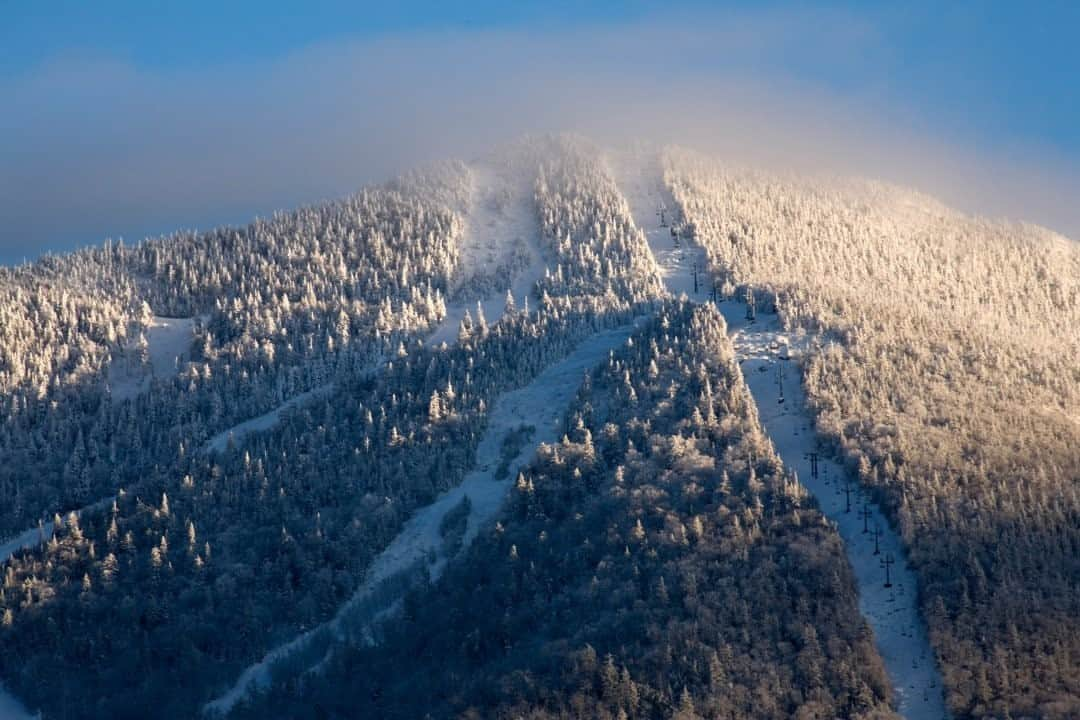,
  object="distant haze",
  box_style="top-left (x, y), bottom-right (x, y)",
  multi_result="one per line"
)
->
top-left (2, 7), bottom-right (1079, 264)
